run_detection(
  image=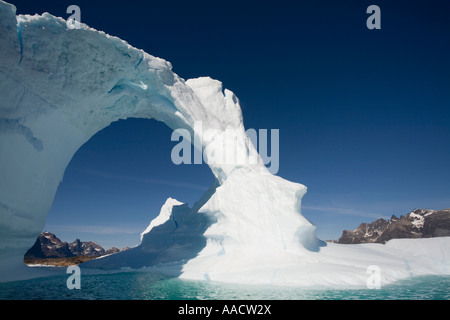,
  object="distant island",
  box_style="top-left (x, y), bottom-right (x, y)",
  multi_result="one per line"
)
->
top-left (24, 231), bottom-right (130, 267)
top-left (334, 208), bottom-right (450, 244)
